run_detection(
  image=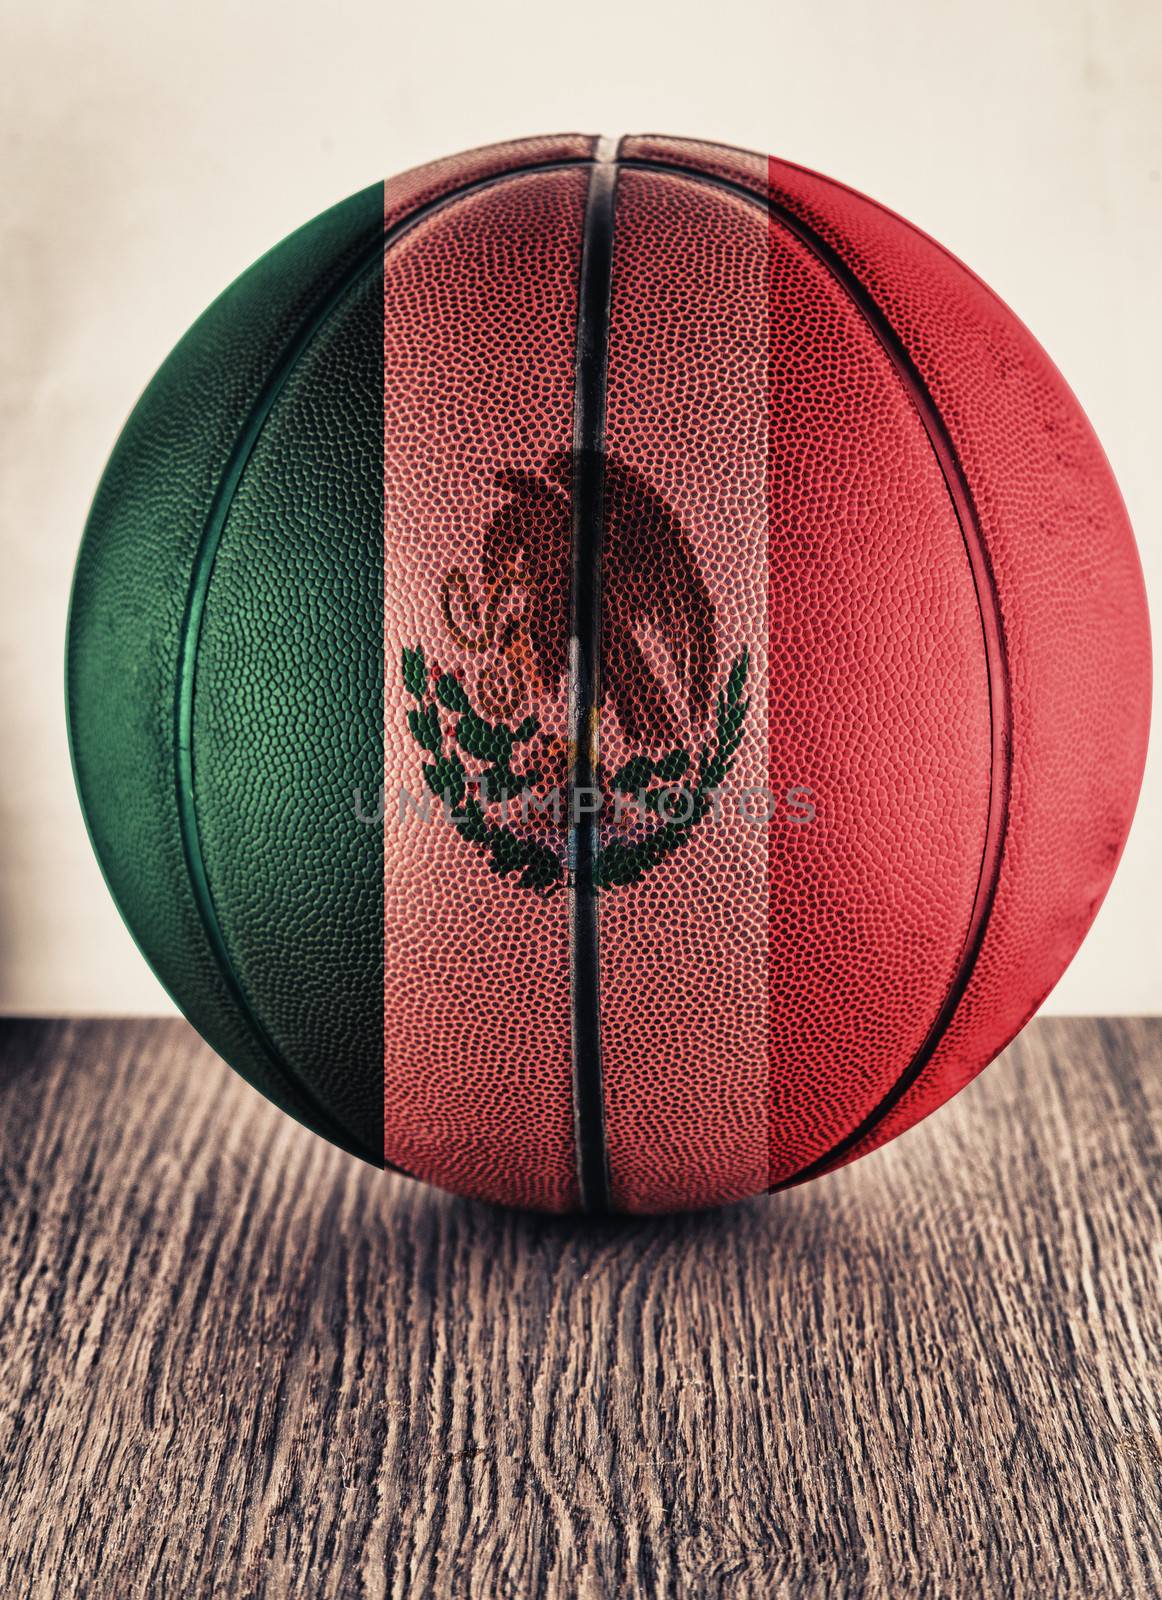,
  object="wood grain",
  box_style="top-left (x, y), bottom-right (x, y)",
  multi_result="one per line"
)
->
top-left (0, 1018), bottom-right (1158, 1598)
